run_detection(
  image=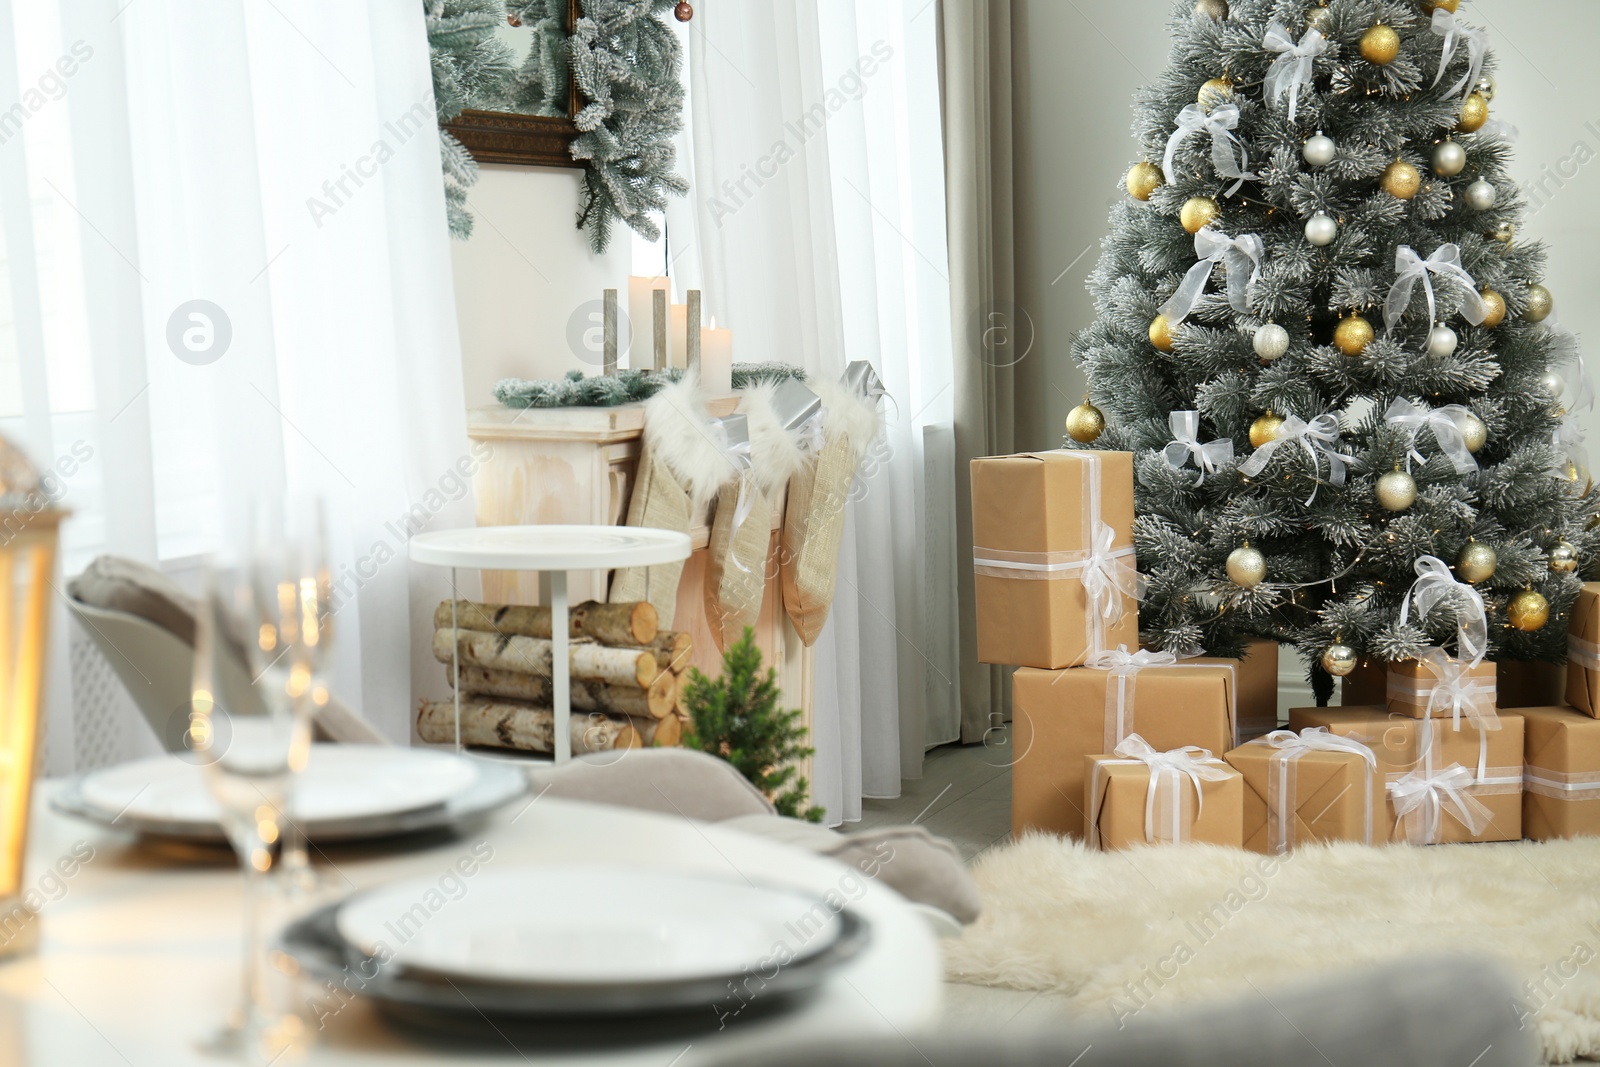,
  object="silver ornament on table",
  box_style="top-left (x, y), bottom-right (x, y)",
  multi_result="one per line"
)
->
top-left (1254, 322), bottom-right (1290, 361)
top-left (1377, 469), bottom-right (1418, 511)
top-left (1550, 541), bottom-right (1580, 573)
top-left (1465, 179), bottom-right (1498, 211)
top-left (1426, 323), bottom-right (1459, 359)
top-left (1320, 642), bottom-right (1358, 677)
top-left (1305, 212), bottom-right (1338, 247)
top-left (1303, 132), bottom-right (1337, 168)
top-left (1431, 140), bottom-right (1466, 177)
top-left (1226, 544), bottom-right (1266, 589)
top-left (1473, 74), bottom-right (1496, 102)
